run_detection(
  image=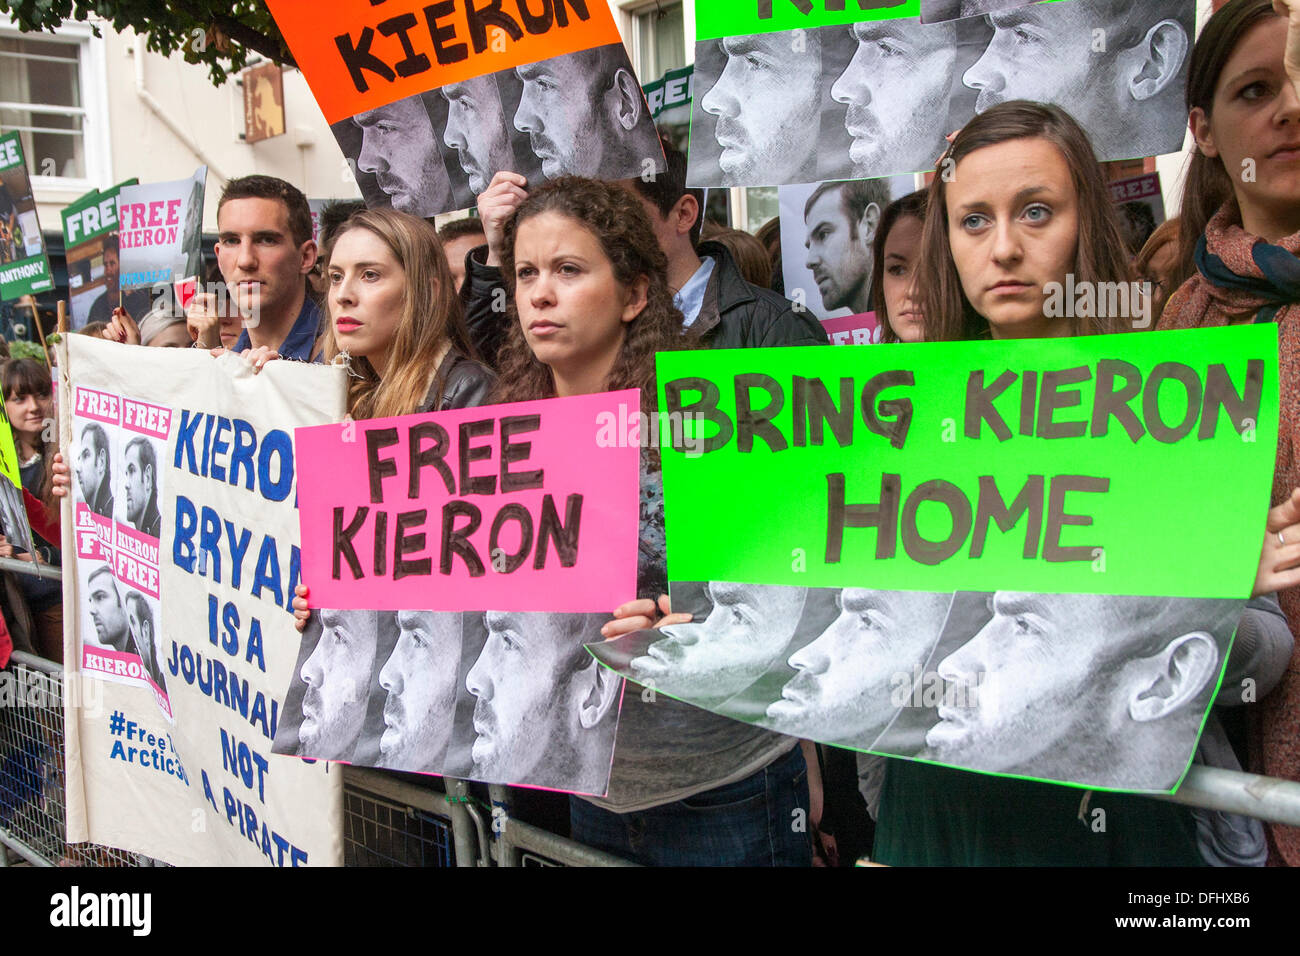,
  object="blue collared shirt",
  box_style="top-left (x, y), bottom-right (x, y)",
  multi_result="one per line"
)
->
top-left (674, 256), bottom-right (716, 329)
top-left (233, 296), bottom-right (323, 363)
